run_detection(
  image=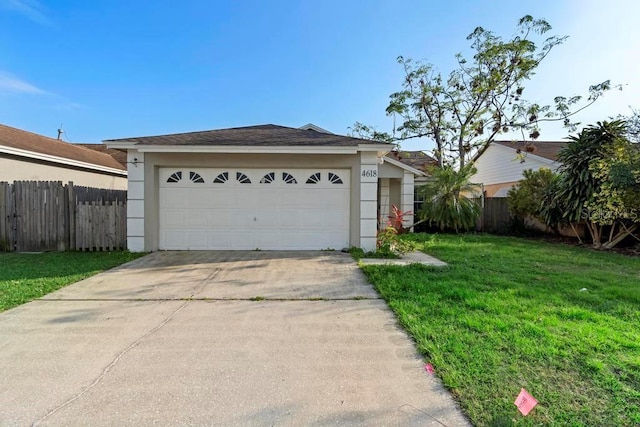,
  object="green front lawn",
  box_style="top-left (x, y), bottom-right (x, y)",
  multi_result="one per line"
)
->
top-left (0, 251), bottom-right (146, 312)
top-left (361, 234), bottom-right (640, 426)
